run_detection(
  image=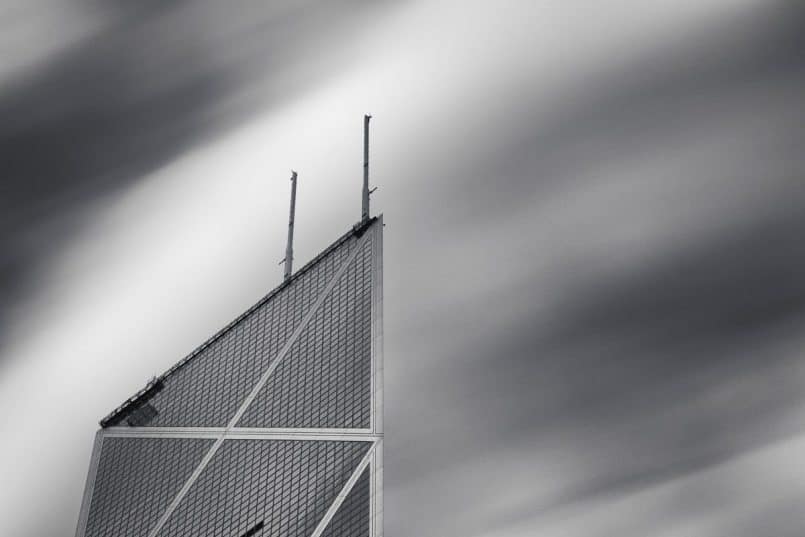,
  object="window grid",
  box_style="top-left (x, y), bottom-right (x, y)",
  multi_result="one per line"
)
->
top-left (85, 437), bottom-right (213, 537)
top-left (321, 466), bottom-right (371, 537)
top-left (156, 440), bottom-right (370, 537)
top-left (143, 235), bottom-right (359, 428)
top-left (237, 236), bottom-right (373, 429)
